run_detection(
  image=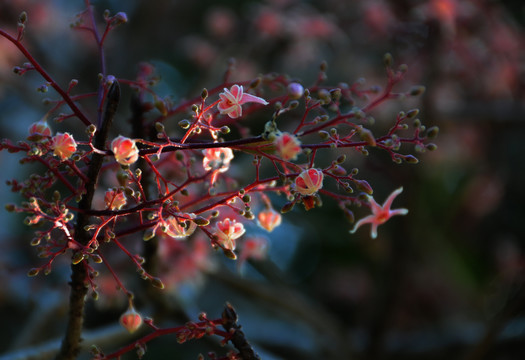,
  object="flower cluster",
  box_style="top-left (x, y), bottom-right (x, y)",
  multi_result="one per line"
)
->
top-left (0, 4), bottom-right (438, 358)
